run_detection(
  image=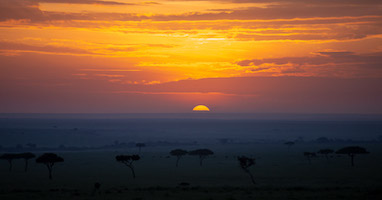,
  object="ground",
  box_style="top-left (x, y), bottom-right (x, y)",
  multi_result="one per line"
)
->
top-left (0, 143), bottom-right (381, 199)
